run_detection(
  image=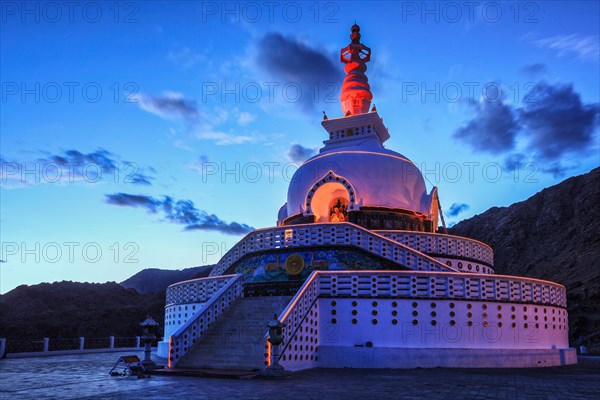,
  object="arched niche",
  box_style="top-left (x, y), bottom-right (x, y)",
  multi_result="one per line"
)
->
top-left (304, 171), bottom-right (358, 223)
